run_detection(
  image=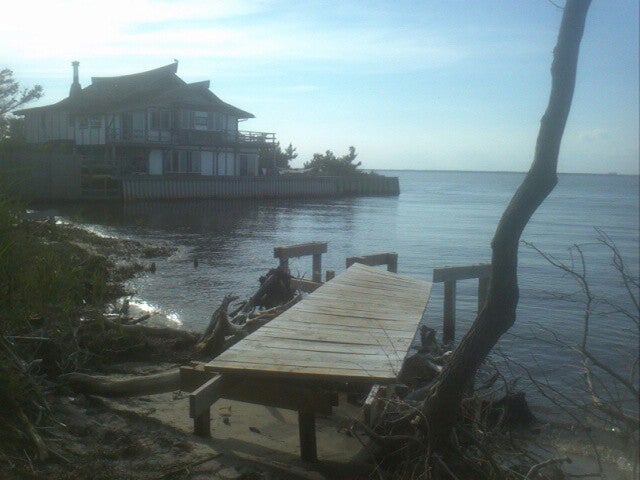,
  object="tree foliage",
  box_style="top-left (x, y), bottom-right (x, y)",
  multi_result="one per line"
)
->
top-left (258, 141), bottom-right (298, 171)
top-left (303, 146), bottom-right (362, 176)
top-left (0, 68), bottom-right (43, 140)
